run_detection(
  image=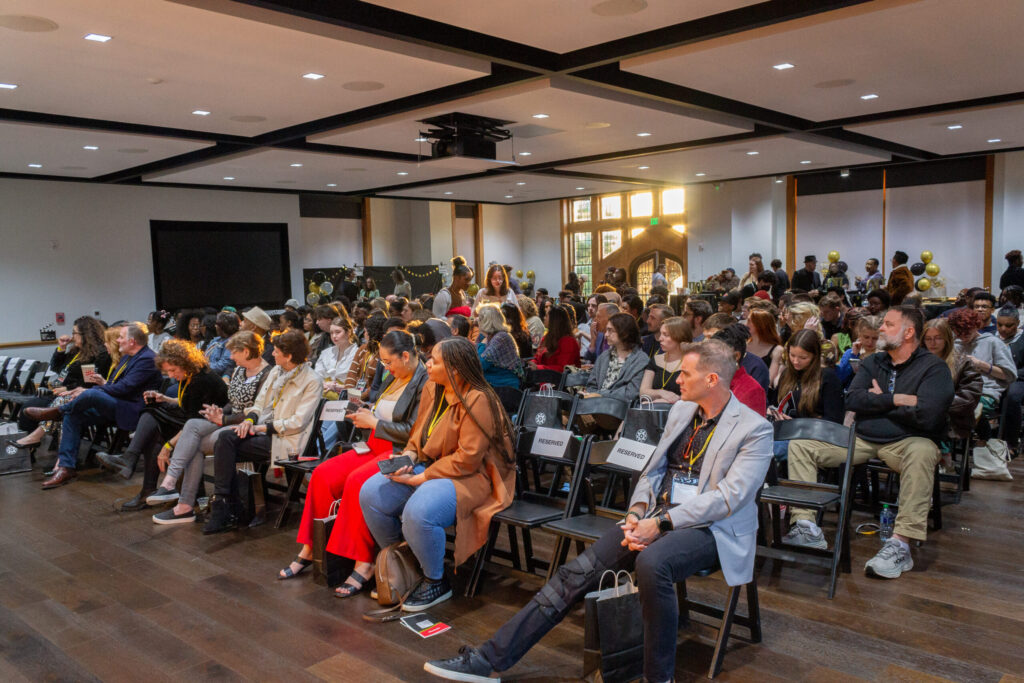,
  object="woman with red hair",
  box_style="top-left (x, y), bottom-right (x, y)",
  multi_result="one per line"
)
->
top-left (746, 308), bottom-right (784, 385)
